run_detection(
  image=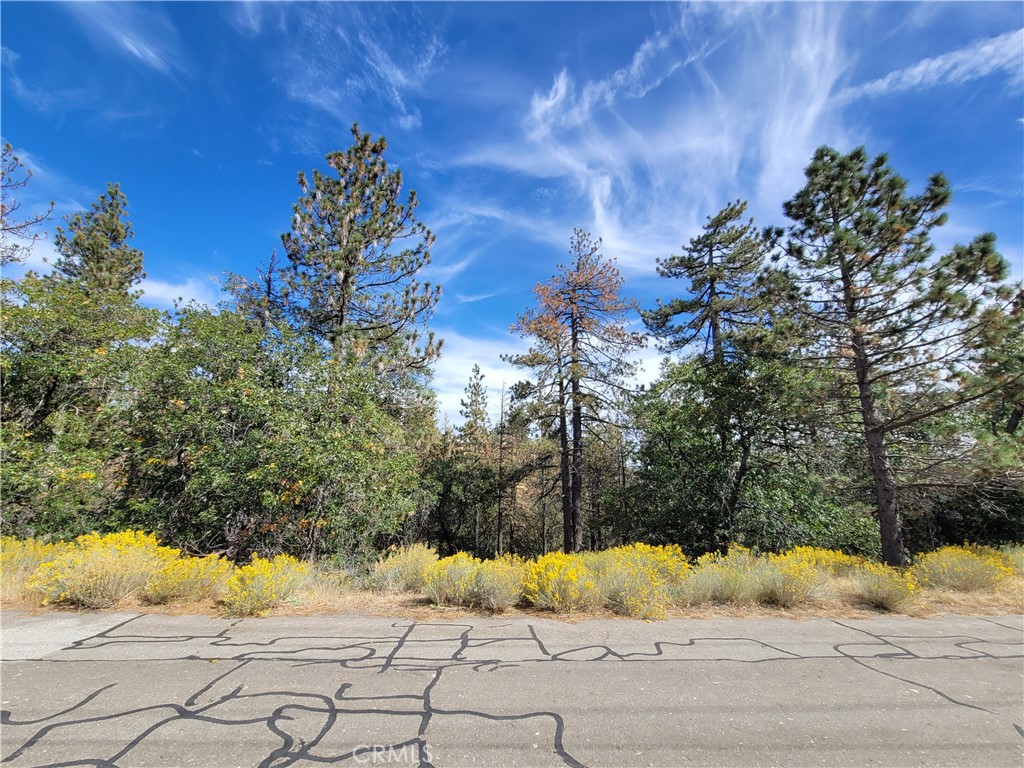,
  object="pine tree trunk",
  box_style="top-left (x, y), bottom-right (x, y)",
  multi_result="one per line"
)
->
top-left (853, 339), bottom-right (905, 566)
top-left (570, 307), bottom-right (584, 553)
top-left (840, 247), bottom-right (906, 566)
top-left (866, 424), bottom-right (904, 566)
top-left (571, 389), bottom-right (584, 552)
top-left (1006, 403), bottom-right (1023, 435)
top-left (540, 462), bottom-right (549, 555)
top-left (508, 482), bottom-right (517, 554)
top-left (709, 275), bottom-right (722, 365)
top-left (722, 432), bottom-right (750, 553)
top-left (558, 379), bottom-right (572, 554)
top-left (497, 455), bottom-right (505, 556)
